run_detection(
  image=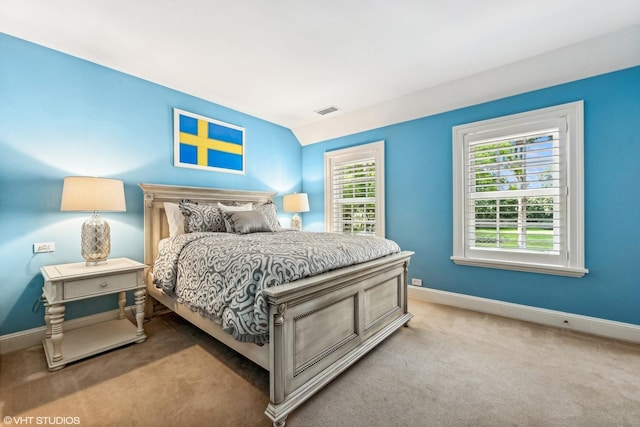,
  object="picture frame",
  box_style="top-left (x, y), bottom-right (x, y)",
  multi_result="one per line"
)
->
top-left (173, 108), bottom-right (245, 174)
